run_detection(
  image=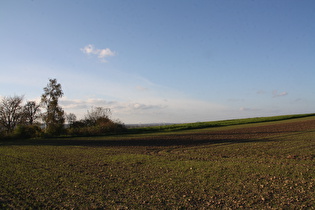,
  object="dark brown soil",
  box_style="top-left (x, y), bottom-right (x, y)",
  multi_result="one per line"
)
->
top-left (133, 118), bottom-right (315, 146)
top-left (183, 118), bottom-right (315, 140)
